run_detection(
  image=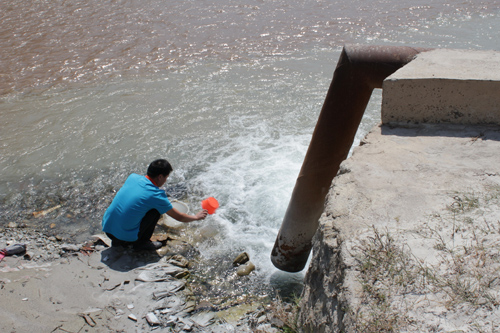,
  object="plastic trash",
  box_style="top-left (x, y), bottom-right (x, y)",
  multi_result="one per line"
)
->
top-left (4, 244), bottom-right (27, 255)
top-left (32, 205), bottom-right (61, 218)
top-left (233, 252), bottom-right (250, 266)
